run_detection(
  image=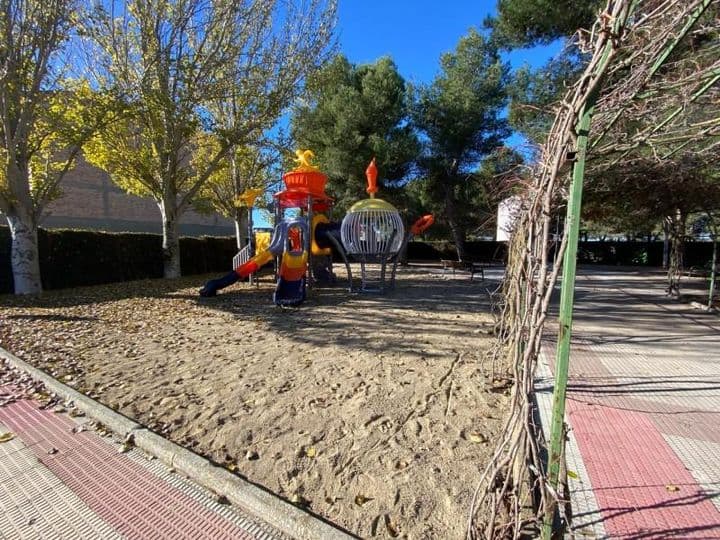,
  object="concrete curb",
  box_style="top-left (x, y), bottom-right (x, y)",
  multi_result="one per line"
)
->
top-left (0, 346), bottom-right (355, 540)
